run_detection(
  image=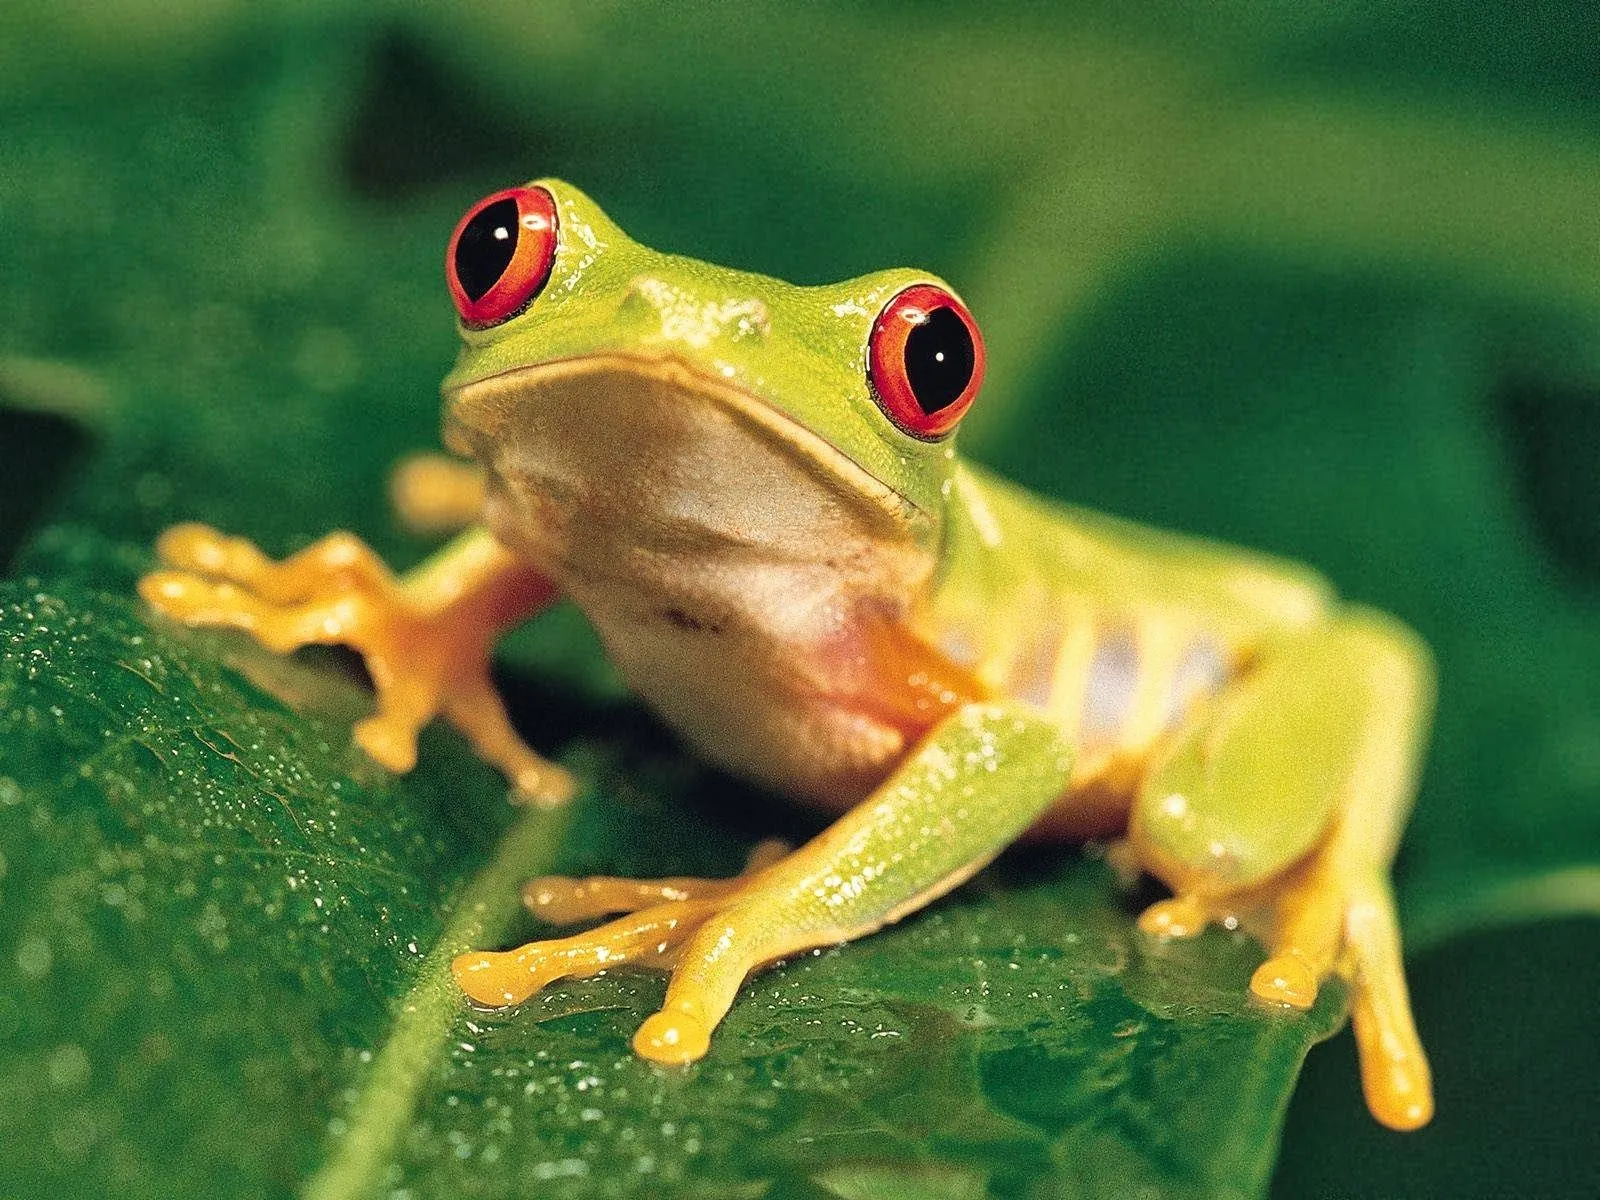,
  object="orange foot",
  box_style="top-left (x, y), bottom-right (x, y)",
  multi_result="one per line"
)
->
top-left (1135, 865), bottom-right (1432, 1131)
top-left (138, 522), bottom-right (571, 804)
top-left (453, 840), bottom-right (789, 1062)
